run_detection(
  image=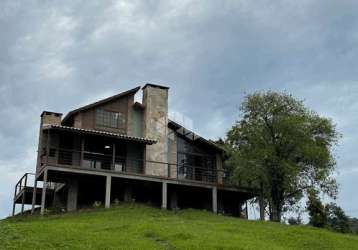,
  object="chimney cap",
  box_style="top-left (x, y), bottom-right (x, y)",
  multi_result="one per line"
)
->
top-left (142, 83), bottom-right (169, 90)
top-left (41, 111), bottom-right (63, 117)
